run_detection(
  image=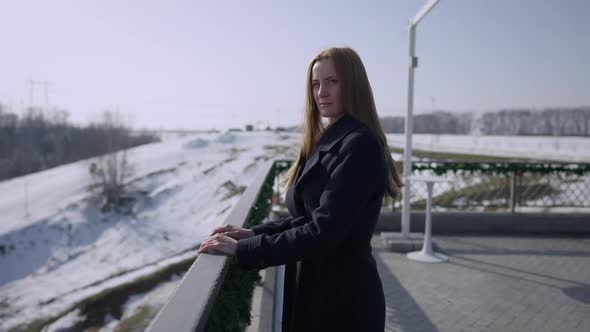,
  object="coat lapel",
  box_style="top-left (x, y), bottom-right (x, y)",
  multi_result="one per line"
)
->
top-left (293, 113), bottom-right (363, 193)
